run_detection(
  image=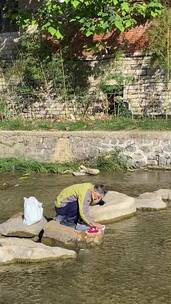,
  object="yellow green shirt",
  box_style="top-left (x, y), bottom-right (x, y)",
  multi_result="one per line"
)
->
top-left (55, 183), bottom-right (94, 224)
